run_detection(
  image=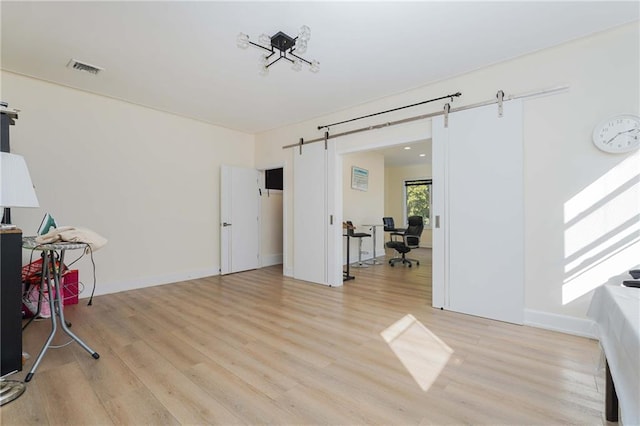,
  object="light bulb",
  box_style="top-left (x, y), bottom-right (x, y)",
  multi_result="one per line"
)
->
top-left (295, 40), bottom-right (307, 54)
top-left (291, 59), bottom-right (302, 72)
top-left (298, 25), bottom-right (311, 41)
top-left (236, 32), bottom-right (250, 49)
top-left (258, 33), bottom-right (271, 46)
top-left (259, 54), bottom-right (268, 66)
top-left (259, 64), bottom-right (269, 76)
top-left (310, 59), bottom-right (320, 73)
